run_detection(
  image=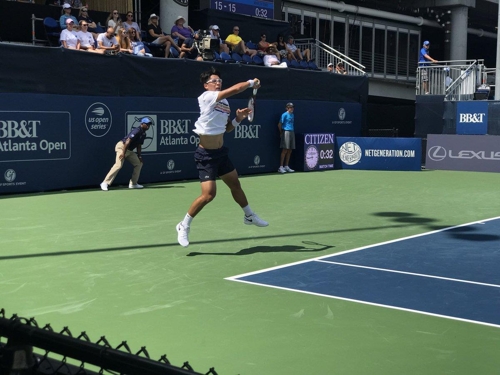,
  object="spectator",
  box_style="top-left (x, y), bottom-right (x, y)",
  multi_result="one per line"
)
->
top-left (286, 35), bottom-right (311, 62)
top-left (335, 62), bottom-right (347, 74)
top-left (60, 3), bottom-right (78, 30)
top-left (60, 18), bottom-right (80, 49)
top-left (258, 33), bottom-right (278, 57)
top-left (100, 117), bottom-right (153, 191)
top-left (117, 28), bottom-right (133, 54)
top-left (179, 33), bottom-right (203, 61)
top-left (419, 40), bottom-right (438, 94)
top-left (277, 102), bottom-right (296, 173)
top-left (97, 27), bottom-right (120, 53)
top-left (106, 10), bottom-right (122, 33)
top-left (171, 15), bottom-right (194, 45)
top-left (77, 7), bottom-right (99, 37)
top-left (276, 34), bottom-right (293, 60)
top-left (209, 25), bottom-right (229, 54)
top-left (123, 11), bottom-right (141, 36)
top-left (327, 62), bottom-right (334, 72)
top-left (65, 0), bottom-right (83, 9)
top-left (146, 14), bottom-right (180, 58)
top-left (130, 28), bottom-right (152, 57)
top-left (263, 46), bottom-right (287, 68)
top-left (77, 20), bottom-right (103, 53)
top-left (225, 26), bottom-right (257, 57)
